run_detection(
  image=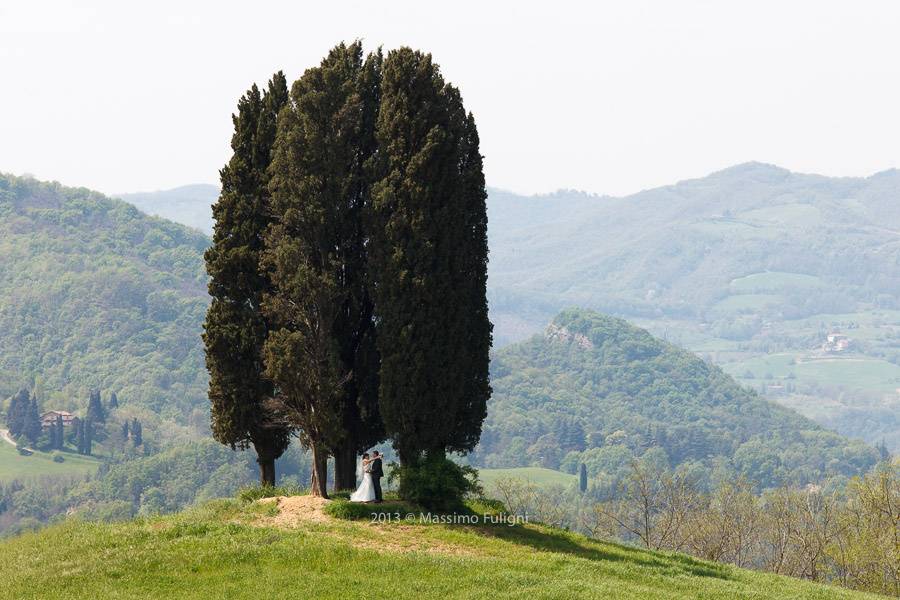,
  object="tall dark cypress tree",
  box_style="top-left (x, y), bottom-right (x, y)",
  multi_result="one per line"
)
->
top-left (263, 43), bottom-right (383, 496)
top-left (86, 389), bottom-right (106, 423)
top-left (131, 418), bottom-right (142, 447)
top-left (6, 389), bottom-right (28, 438)
top-left (108, 392), bottom-right (119, 409)
top-left (23, 396), bottom-right (42, 446)
top-left (55, 414), bottom-right (64, 449)
top-left (75, 419), bottom-right (85, 455)
top-left (370, 48), bottom-right (492, 465)
top-left (203, 72), bottom-right (293, 486)
top-left (84, 417), bottom-right (93, 456)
